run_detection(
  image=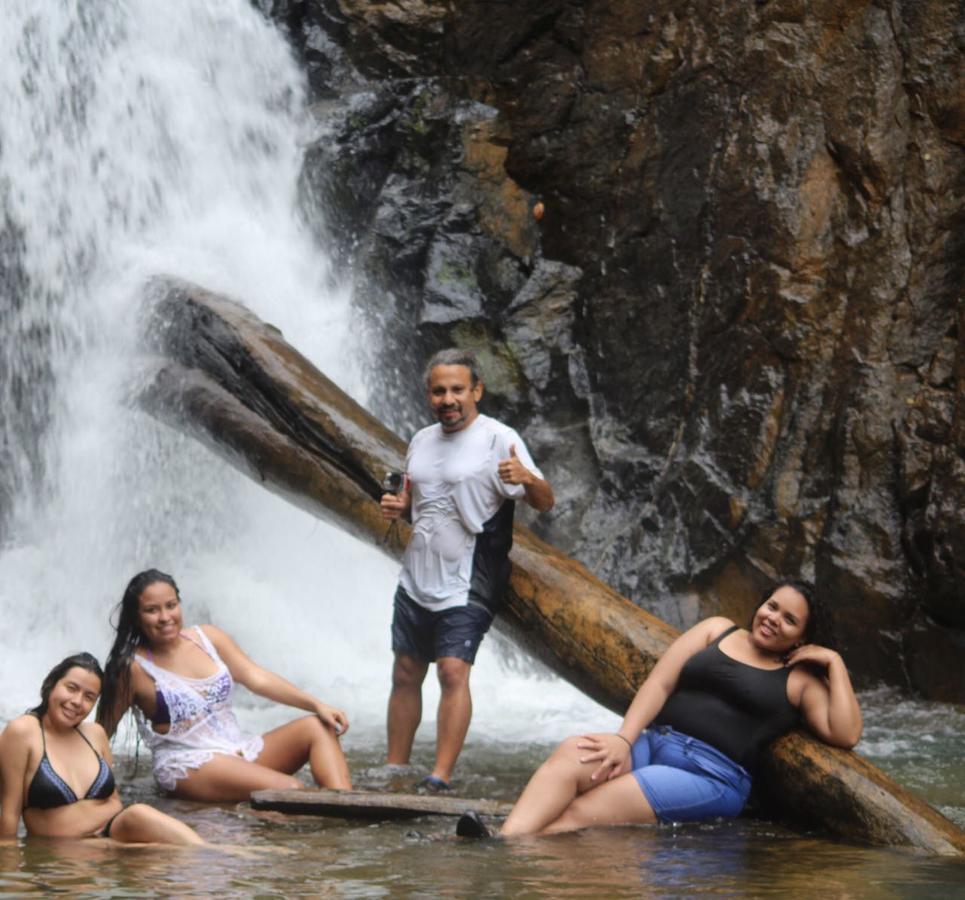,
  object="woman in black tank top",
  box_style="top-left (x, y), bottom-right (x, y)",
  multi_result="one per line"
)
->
top-left (457, 580), bottom-right (862, 838)
top-left (0, 653), bottom-right (203, 845)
